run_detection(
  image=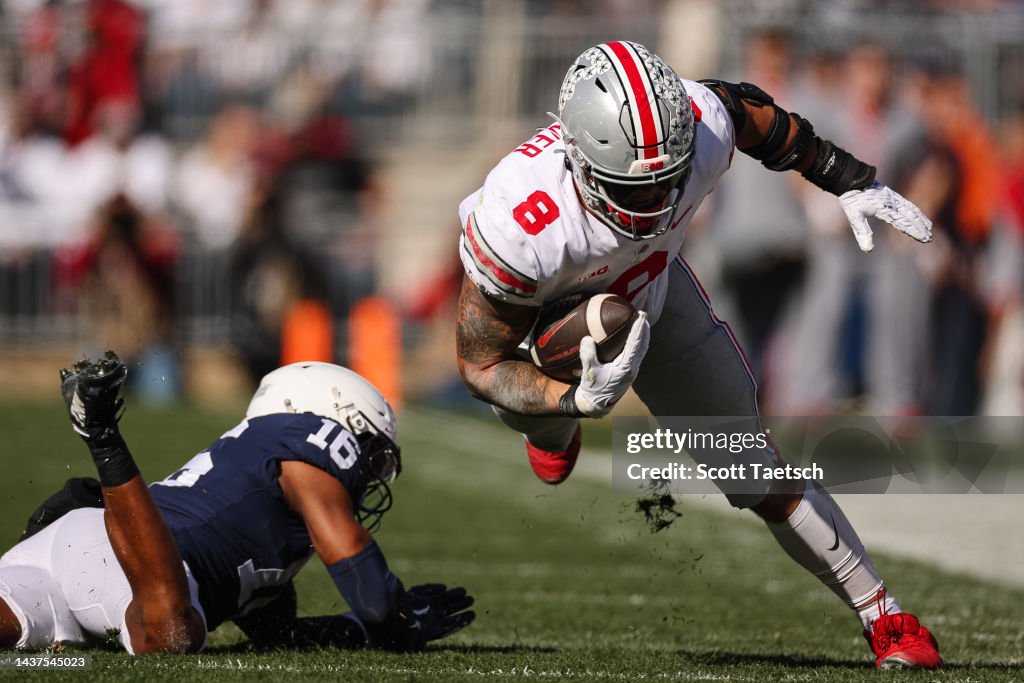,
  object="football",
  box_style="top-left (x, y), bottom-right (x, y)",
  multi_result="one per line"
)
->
top-left (529, 294), bottom-right (638, 382)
